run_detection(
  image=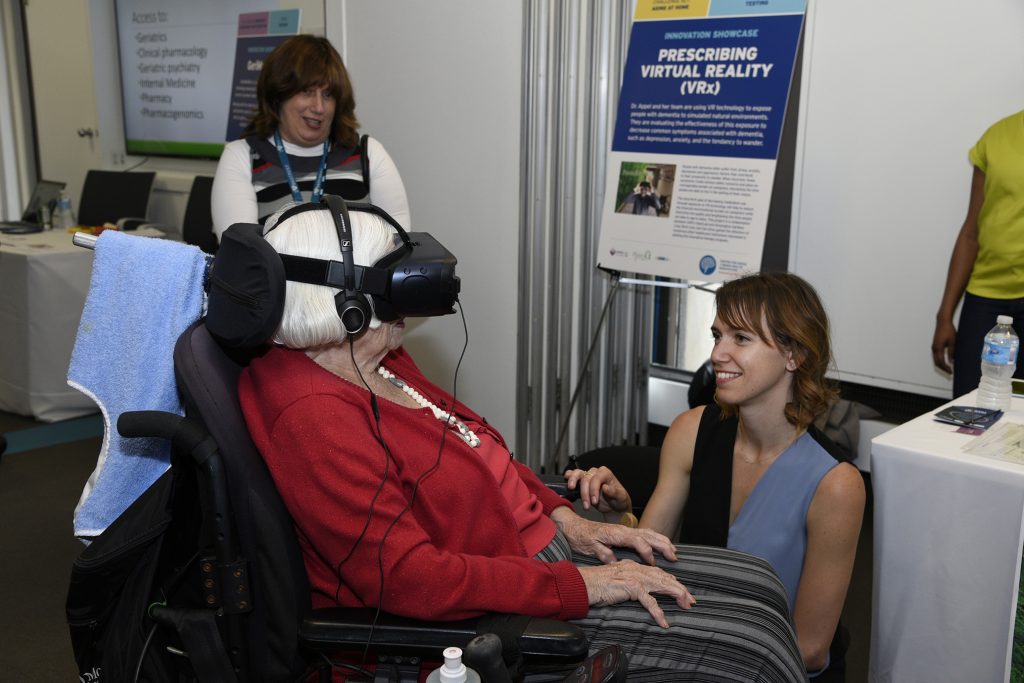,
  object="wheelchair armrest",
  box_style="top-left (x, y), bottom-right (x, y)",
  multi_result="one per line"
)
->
top-left (299, 607), bottom-right (588, 661)
top-left (538, 473), bottom-right (579, 502)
